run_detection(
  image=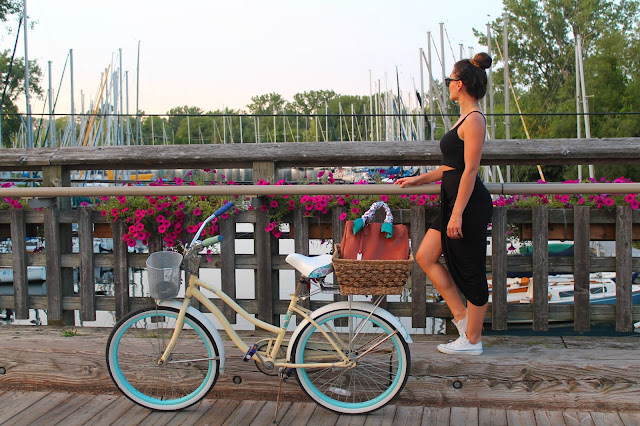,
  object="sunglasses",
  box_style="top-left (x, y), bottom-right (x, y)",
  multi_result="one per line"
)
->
top-left (445, 77), bottom-right (461, 87)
